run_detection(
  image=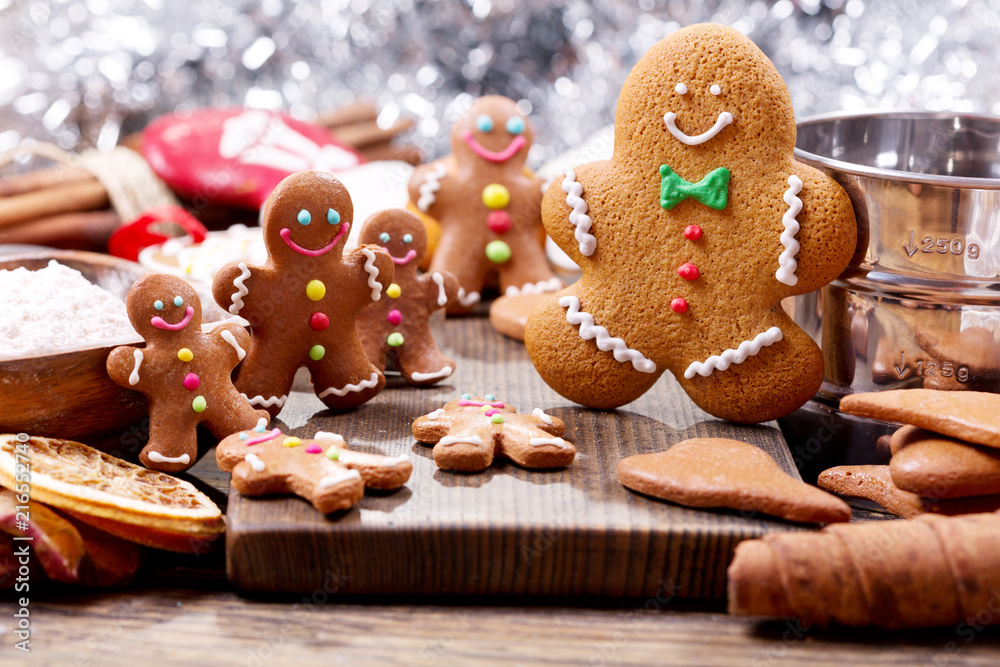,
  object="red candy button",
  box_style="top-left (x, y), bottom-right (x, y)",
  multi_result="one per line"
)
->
top-left (183, 373), bottom-right (200, 391)
top-left (487, 210), bottom-right (512, 234)
top-left (670, 297), bottom-right (689, 313)
top-left (683, 225), bottom-right (703, 240)
top-left (678, 262), bottom-right (700, 281)
top-left (310, 312), bottom-right (330, 331)
top-left (387, 309), bottom-right (403, 326)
